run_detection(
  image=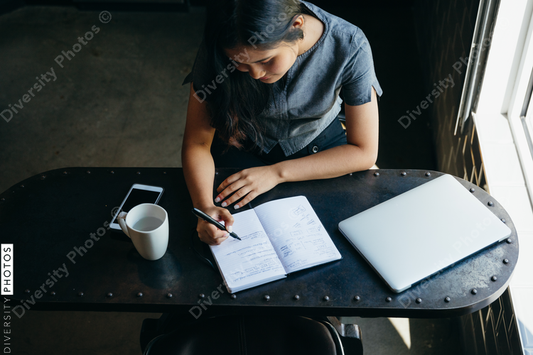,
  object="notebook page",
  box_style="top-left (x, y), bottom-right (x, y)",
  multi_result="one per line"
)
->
top-left (209, 209), bottom-right (286, 293)
top-left (253, 196), bottom-right (341, 274)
